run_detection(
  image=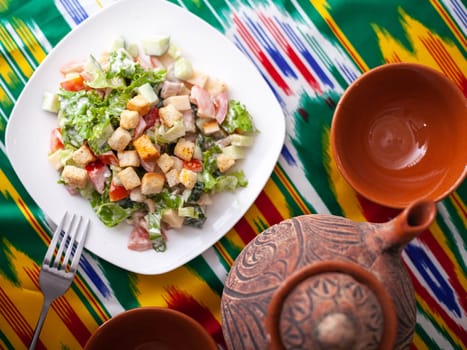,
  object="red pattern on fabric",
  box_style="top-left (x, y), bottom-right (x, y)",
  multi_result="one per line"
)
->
top-left (164, 287), bottom-right (226, 348)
